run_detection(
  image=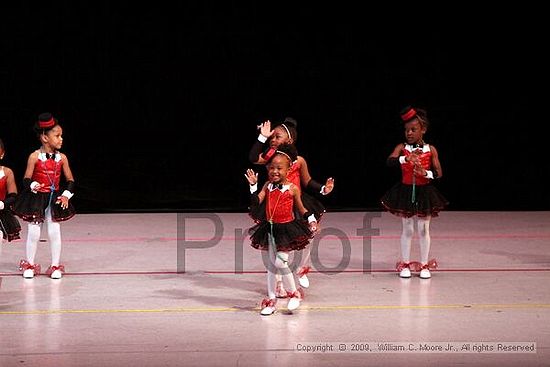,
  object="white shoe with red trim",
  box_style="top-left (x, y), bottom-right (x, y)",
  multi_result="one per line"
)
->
top-left (297, 266), bottom-right (311, 288)
top-left (399, 267), bottom-right (411, 278)
top-left (287, 291), bottom-right (302, 311)
top-left (260, 298), bottom-right (277, 316)
top-left (419, 268), bottom-right (431, 279)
